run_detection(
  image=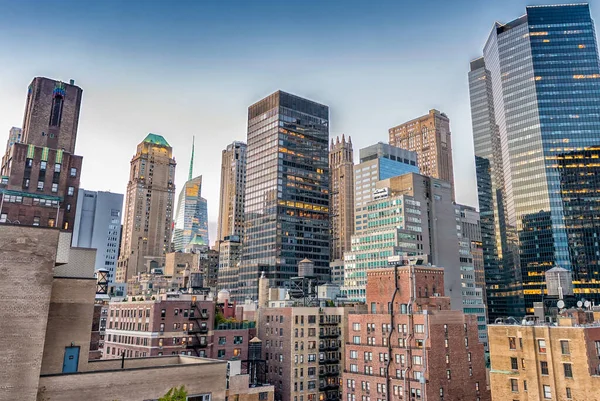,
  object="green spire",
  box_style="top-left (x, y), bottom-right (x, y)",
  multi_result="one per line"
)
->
top-left (188, 136), bottom-right (195, 181)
